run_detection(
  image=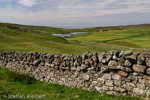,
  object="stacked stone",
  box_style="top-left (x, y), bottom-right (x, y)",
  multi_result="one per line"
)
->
top-left (0, 50), bottom-right (150, 98)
